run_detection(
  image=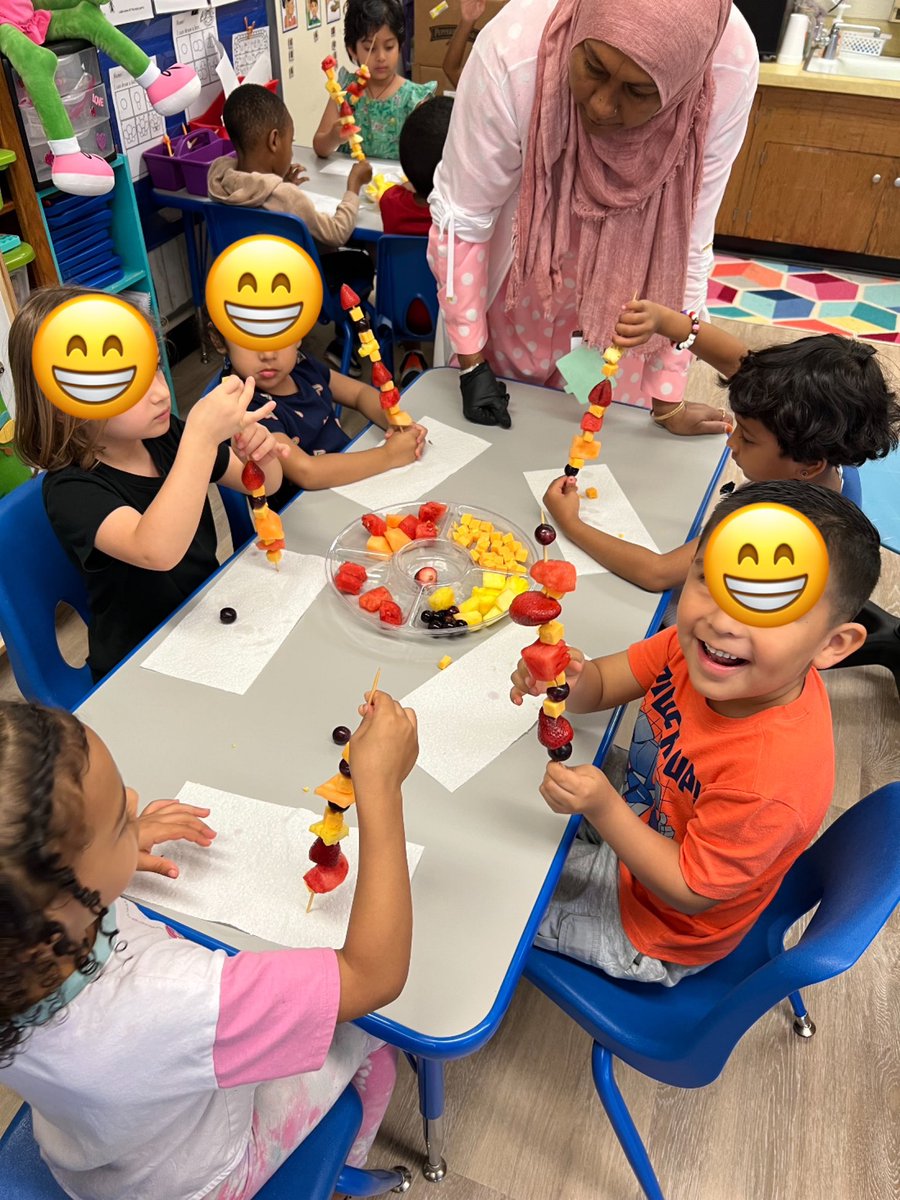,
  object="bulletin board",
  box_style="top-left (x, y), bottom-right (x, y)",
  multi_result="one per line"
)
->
top-left (92, 0), bottom-right (273, 254)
